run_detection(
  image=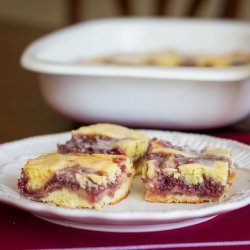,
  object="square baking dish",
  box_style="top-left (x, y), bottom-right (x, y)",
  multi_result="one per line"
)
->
top-left (21, 18), bottom-right (250, 129)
